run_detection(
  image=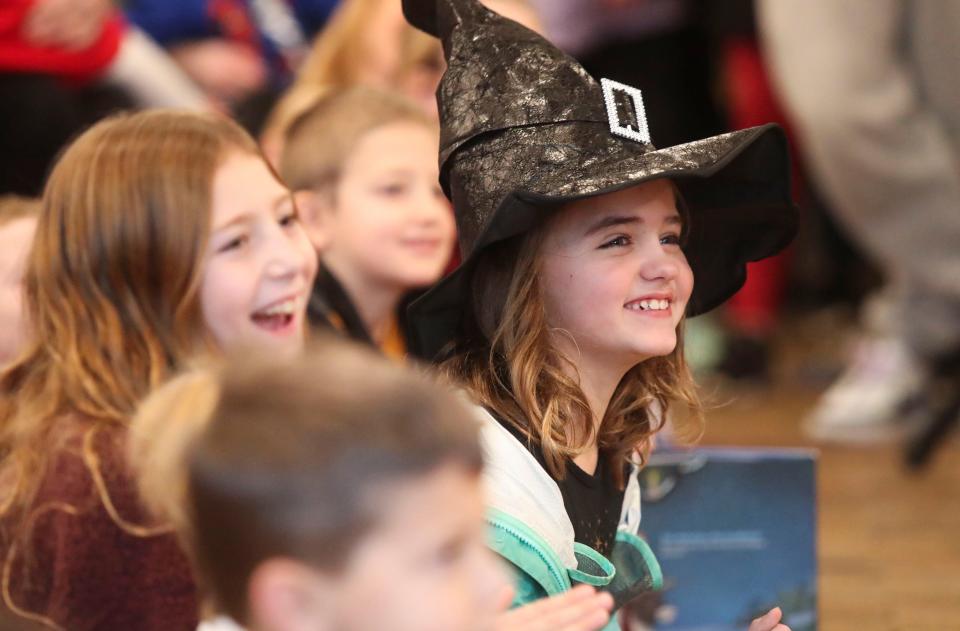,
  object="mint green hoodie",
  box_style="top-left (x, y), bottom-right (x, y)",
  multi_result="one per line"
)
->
top-left (477, 408), bottom-right (663, 630)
